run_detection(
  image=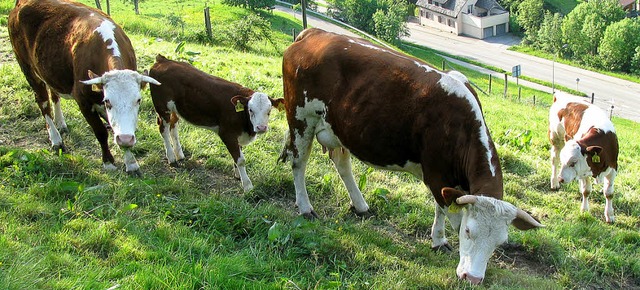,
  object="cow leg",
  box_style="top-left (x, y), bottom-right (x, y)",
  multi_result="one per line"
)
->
top-left (329, 148), bottom-right (369, 215)
top-left (77, 101), bottom-right (116, 170)
top-left (50, 89), bottom-right (69, 135)
top-left (221, 135), bottom-right (253, 192)
top-left (431, 202), bottom-right (453, 252)
top-left (169, 112), bottom-right (185, 161)
top-left (550, 144), bottom-right (561, 190)
top-left (286, 127), bottom-right (317, 219)
top-left (603, 170), bottom-right (617, 223)
top-left (579, 177), bottom-right (592, 213)
top-left (158, 115), bottom-right (177, 165)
